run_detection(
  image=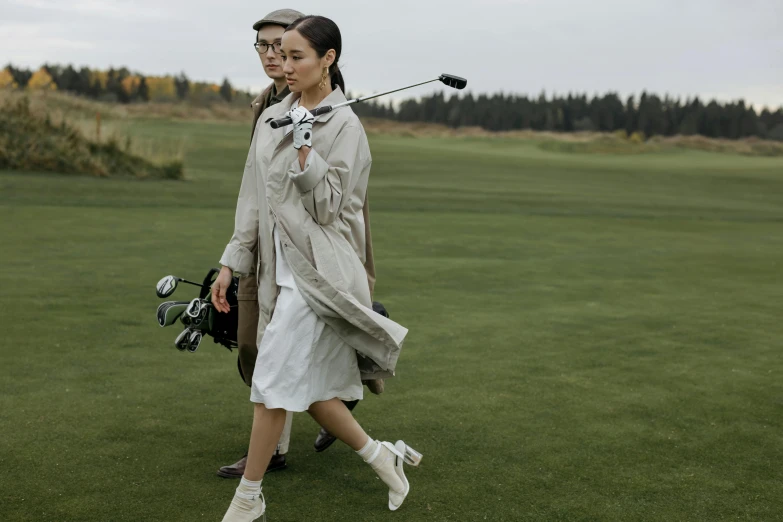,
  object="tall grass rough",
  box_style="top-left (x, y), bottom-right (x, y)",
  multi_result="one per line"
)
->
top-left (0, 97), bottom-right (184, 179)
